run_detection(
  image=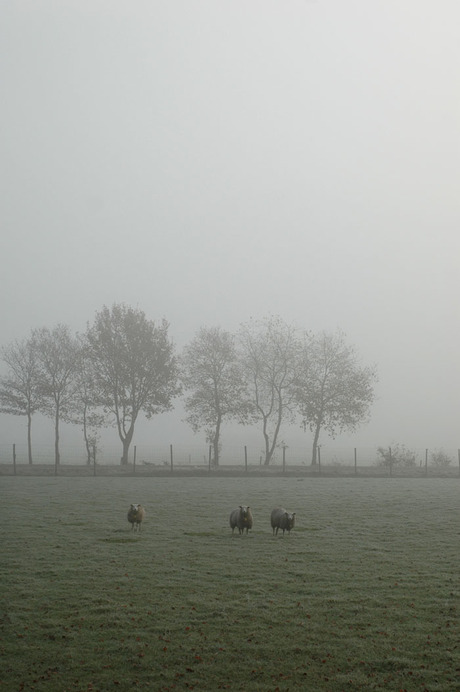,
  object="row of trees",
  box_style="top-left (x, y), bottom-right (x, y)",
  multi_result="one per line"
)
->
top-left (0, 305), bottom-right (378, 466)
